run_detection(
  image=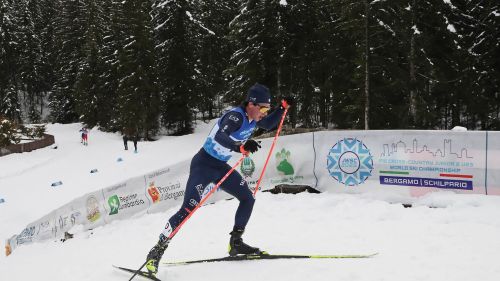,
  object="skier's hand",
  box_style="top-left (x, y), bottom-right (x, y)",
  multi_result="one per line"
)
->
top-left (281, 96), bottom-right (294, 109)
top-left (240, 139), bottom-right (261, 155)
